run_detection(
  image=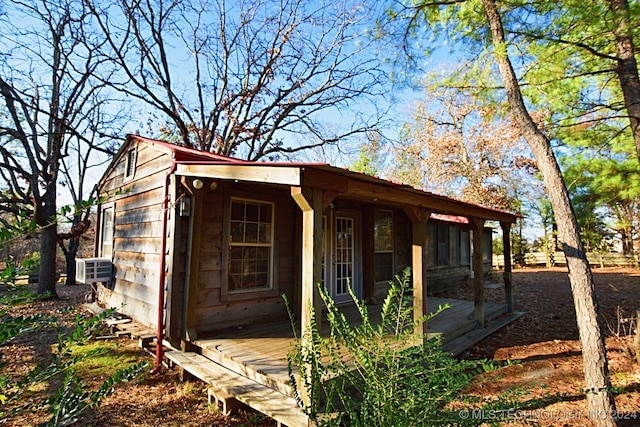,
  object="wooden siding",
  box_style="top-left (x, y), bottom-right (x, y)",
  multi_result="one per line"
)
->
top-left (193, 182), bottom-right (296, 335)
top-left (95, 137), bottom-right (507, 343)
top-left (96, 142), bottom-right (173, 328)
